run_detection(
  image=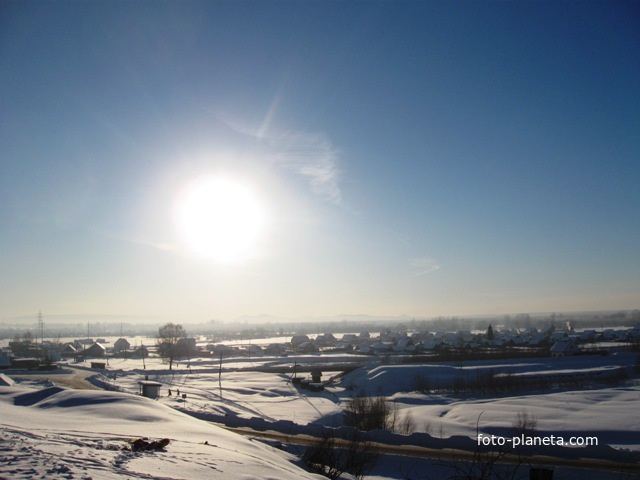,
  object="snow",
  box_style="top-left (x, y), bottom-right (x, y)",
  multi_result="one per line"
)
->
top-left (0, 385), bottom-right (324, 480)
top-left (2, 351), bottom-right (640, 479)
